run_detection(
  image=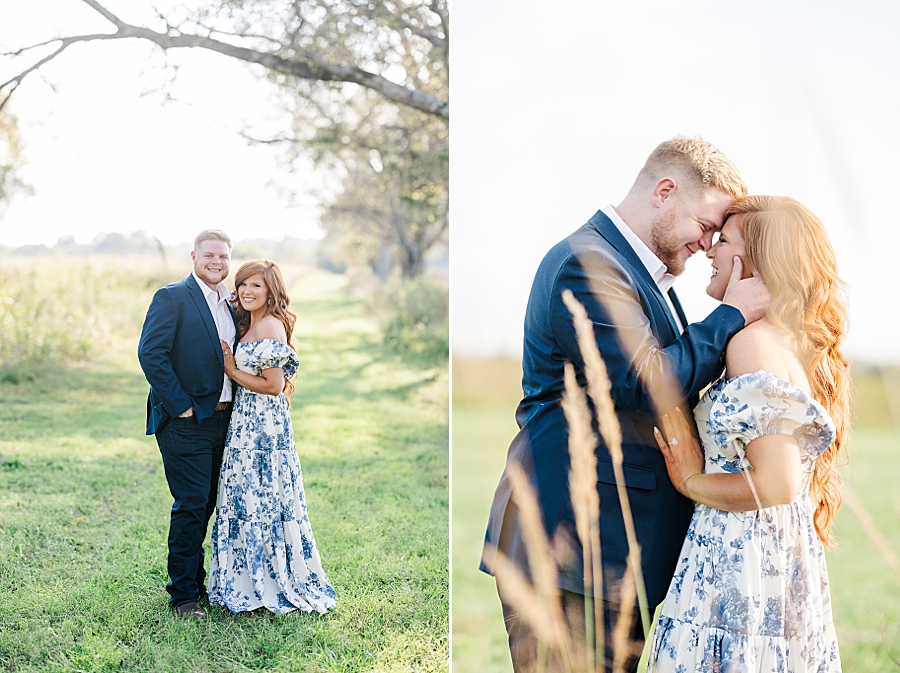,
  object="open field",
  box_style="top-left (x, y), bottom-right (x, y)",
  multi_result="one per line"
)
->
top-left (0, 259), bottom-right (448, 672)
top-left (452, 357), bottom-right (900, 672)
